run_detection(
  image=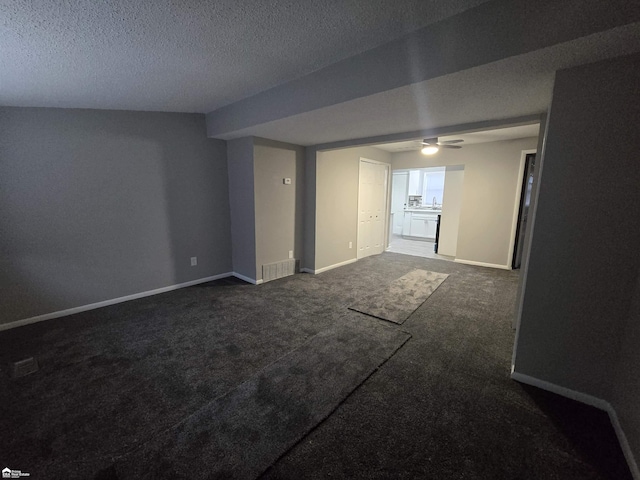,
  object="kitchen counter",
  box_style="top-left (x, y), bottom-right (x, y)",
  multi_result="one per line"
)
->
top-left (404, 208), bottom-right (442, 214)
